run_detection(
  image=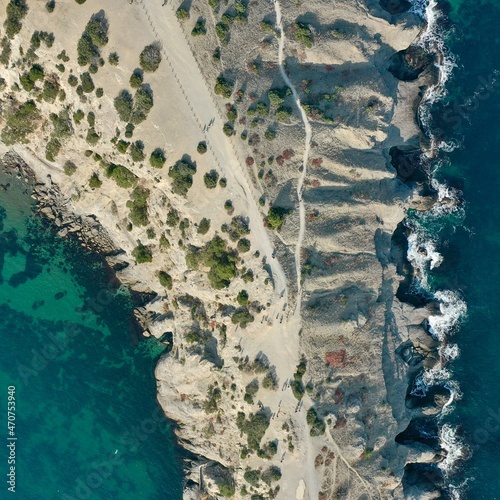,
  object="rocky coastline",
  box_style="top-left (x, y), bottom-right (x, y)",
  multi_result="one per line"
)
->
top-left (0, 0), bottom-right (459, 497)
